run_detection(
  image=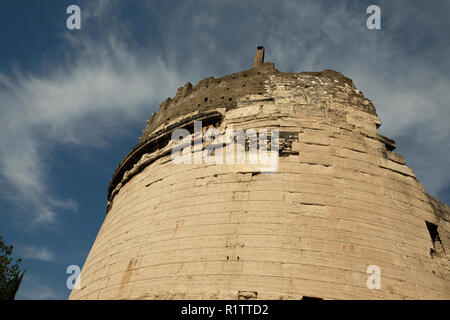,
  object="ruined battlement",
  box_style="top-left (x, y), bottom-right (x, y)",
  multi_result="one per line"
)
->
top-left (141, 64), bottom-right (376, 143)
